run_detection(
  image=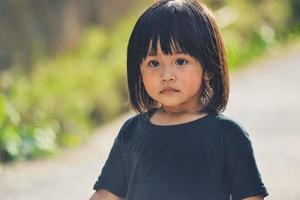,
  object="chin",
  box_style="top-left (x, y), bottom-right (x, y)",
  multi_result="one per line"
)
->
top-left (160, 102), bottom-right (184, 108)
